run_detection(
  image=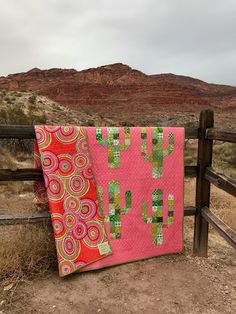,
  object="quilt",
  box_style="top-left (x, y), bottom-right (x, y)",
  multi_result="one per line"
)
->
top-left (34, 126), bottom-right (184, 275)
